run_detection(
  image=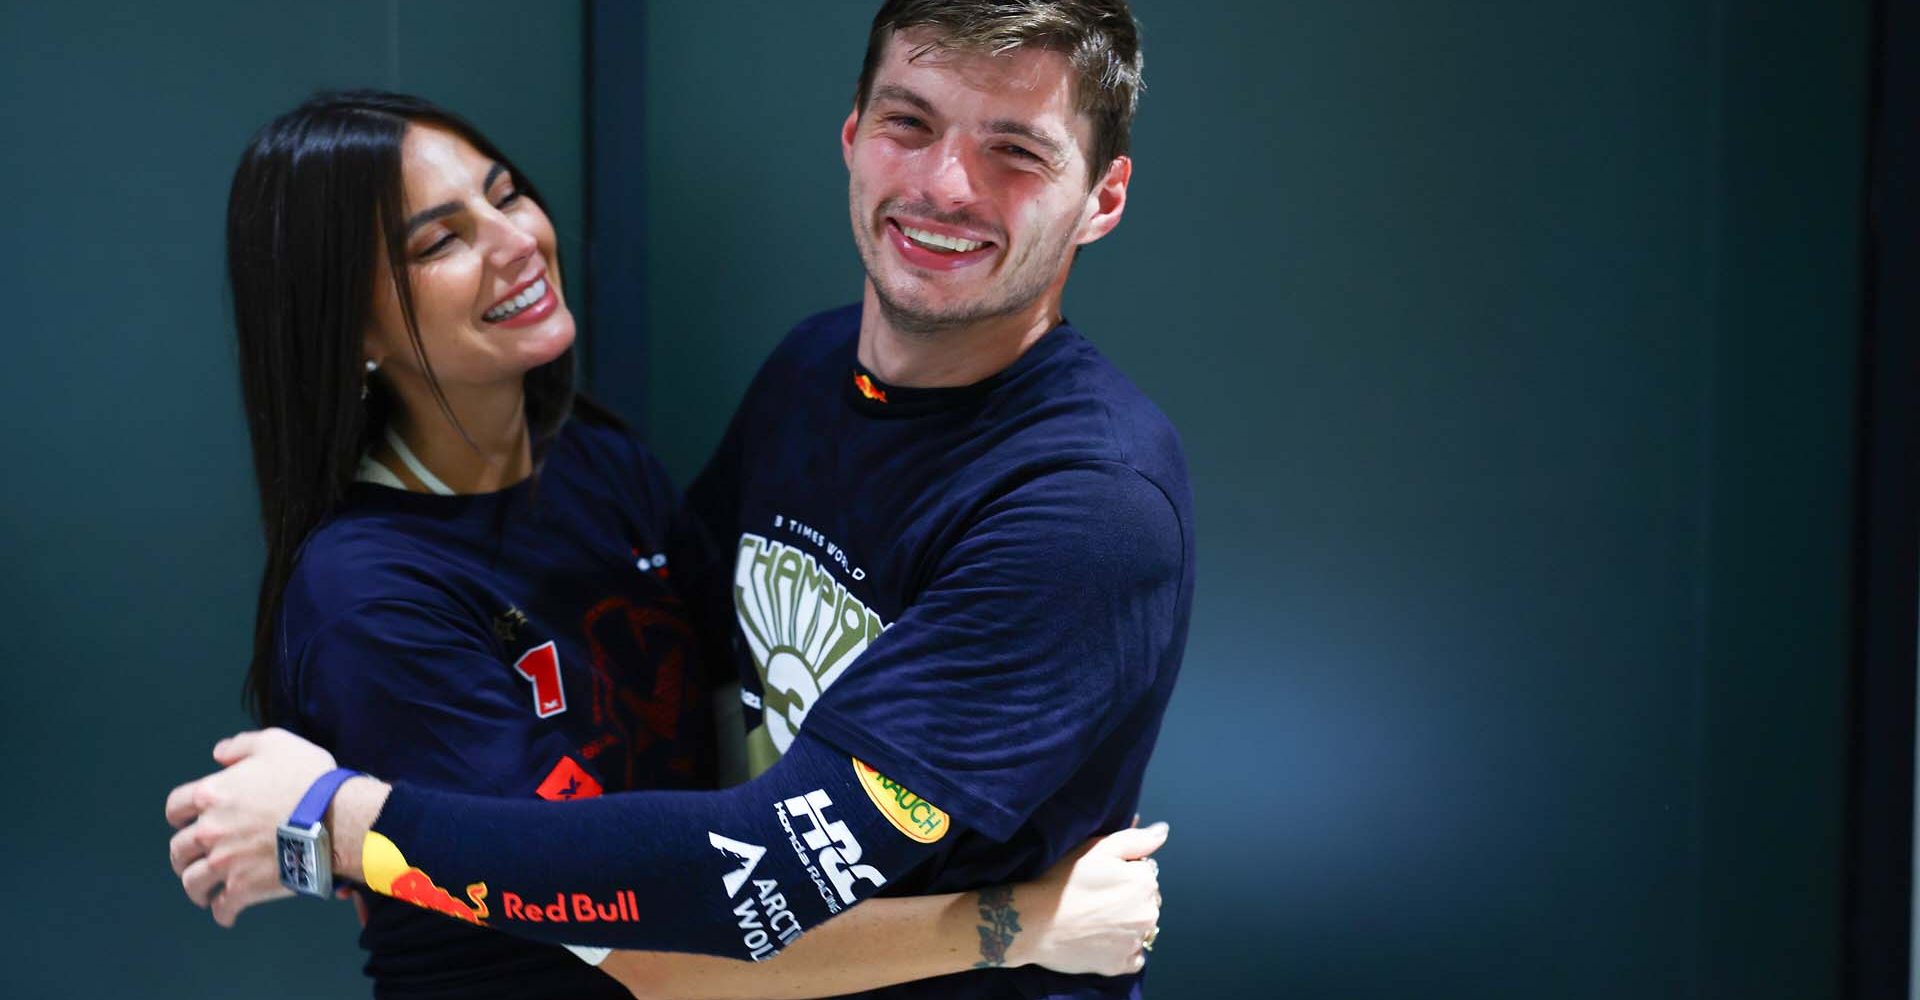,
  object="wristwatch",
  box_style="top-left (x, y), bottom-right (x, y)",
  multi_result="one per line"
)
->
top-left (276, 767), bottom-right (363, 897)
